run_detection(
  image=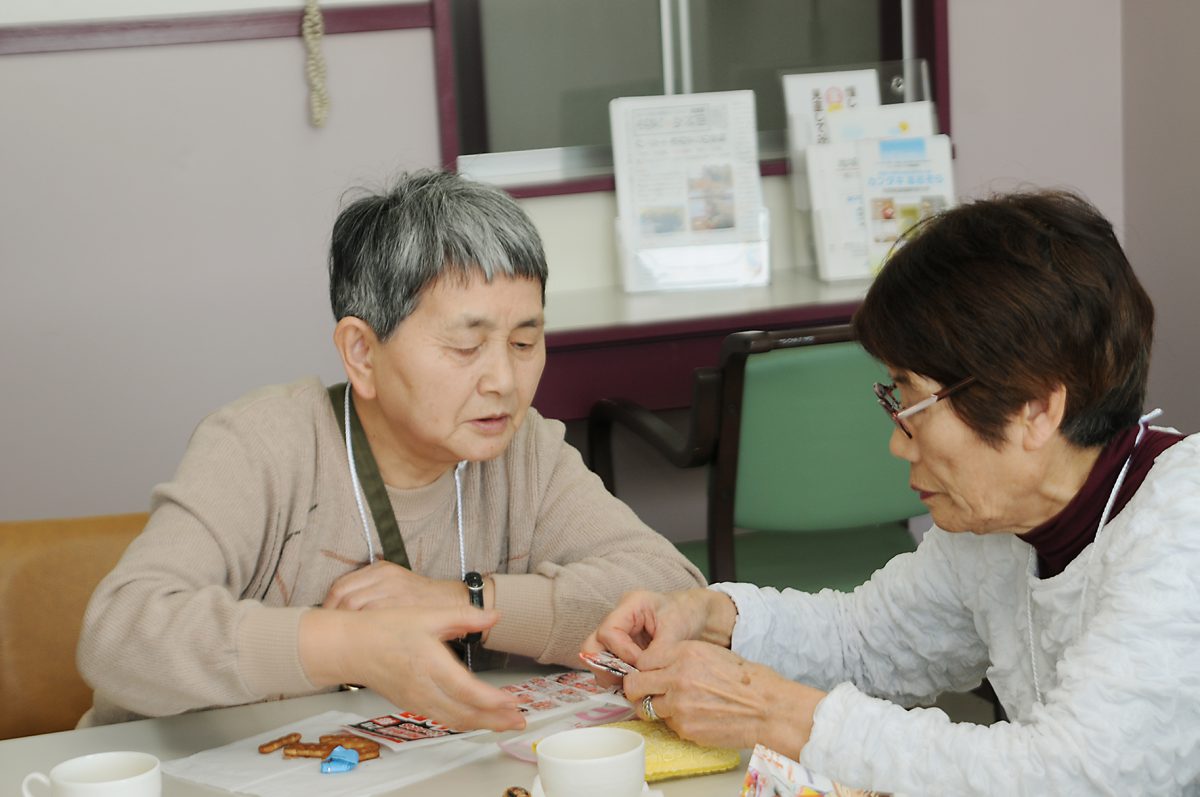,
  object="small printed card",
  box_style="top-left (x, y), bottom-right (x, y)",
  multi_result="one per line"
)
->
top-left (579, 650), bottom-right (639, 678)
top-left (342, 711), bottom-right (482, 752)
top-left (500, 670), bottom-right (613, 712)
